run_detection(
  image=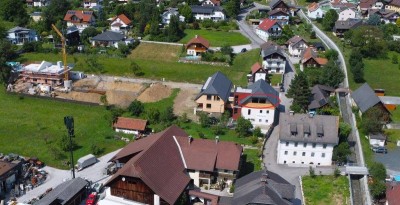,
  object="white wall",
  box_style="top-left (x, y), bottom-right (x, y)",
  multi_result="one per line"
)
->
top-left (115, 128), bottom-right (139, 135)
top-left (254, 73), bottom-right (266, 82)
top-left (193, 11), bottom-right (225, 21)
top-left (369, 138), bottom-right (385, 147)
top-left (277, 140), bottom-right (334, 166)
top-left (308, 8), bottom-right (325, 19)
top-left (339, 9), bottom-right (356, 21)
top-left (188, 171), bottom-right (200, 186)
top-left (262, 58), bottom-right (285, 74)
top-left (288, 42), bottom-right (308, 57)
top-left (241, 107), bottom-right (276, 128)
